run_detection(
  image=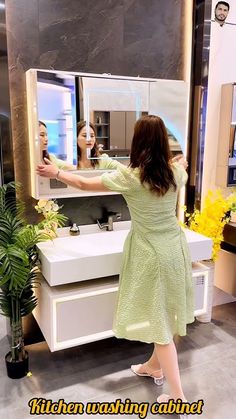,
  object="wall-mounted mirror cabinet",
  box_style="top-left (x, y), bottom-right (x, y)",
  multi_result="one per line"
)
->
top-left (26, 69), bottom-right (189, 198)
top-left (216, 83), bottom-right (236, 187)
